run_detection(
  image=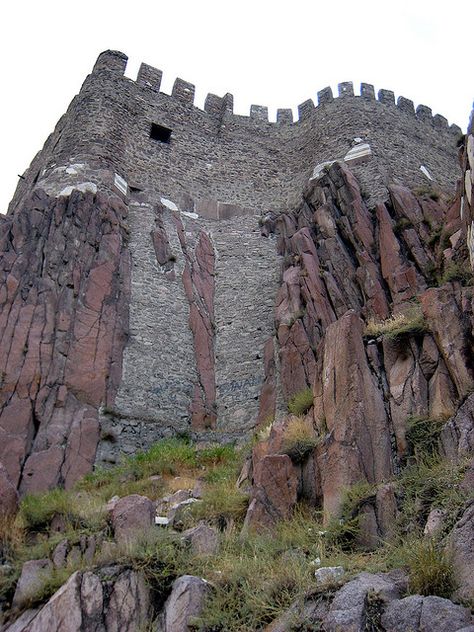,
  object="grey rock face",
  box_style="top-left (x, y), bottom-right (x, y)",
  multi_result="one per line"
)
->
top-left (381, 594), bottom-right (473, 632)
top-left (323, 572), bottom-right (401, 632)
top-left (5, 568), bottom-right (151, 632)
top-left (12, 559), bottom-right (53, 609)
top-left (110, 494), bottom-right (155, 543)
top-left (448, 502), bottom-right (474, 602)
top-left (181, 523), bottom-right (219, 556)
top-left (160, 575), bottom-right (210, 632)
